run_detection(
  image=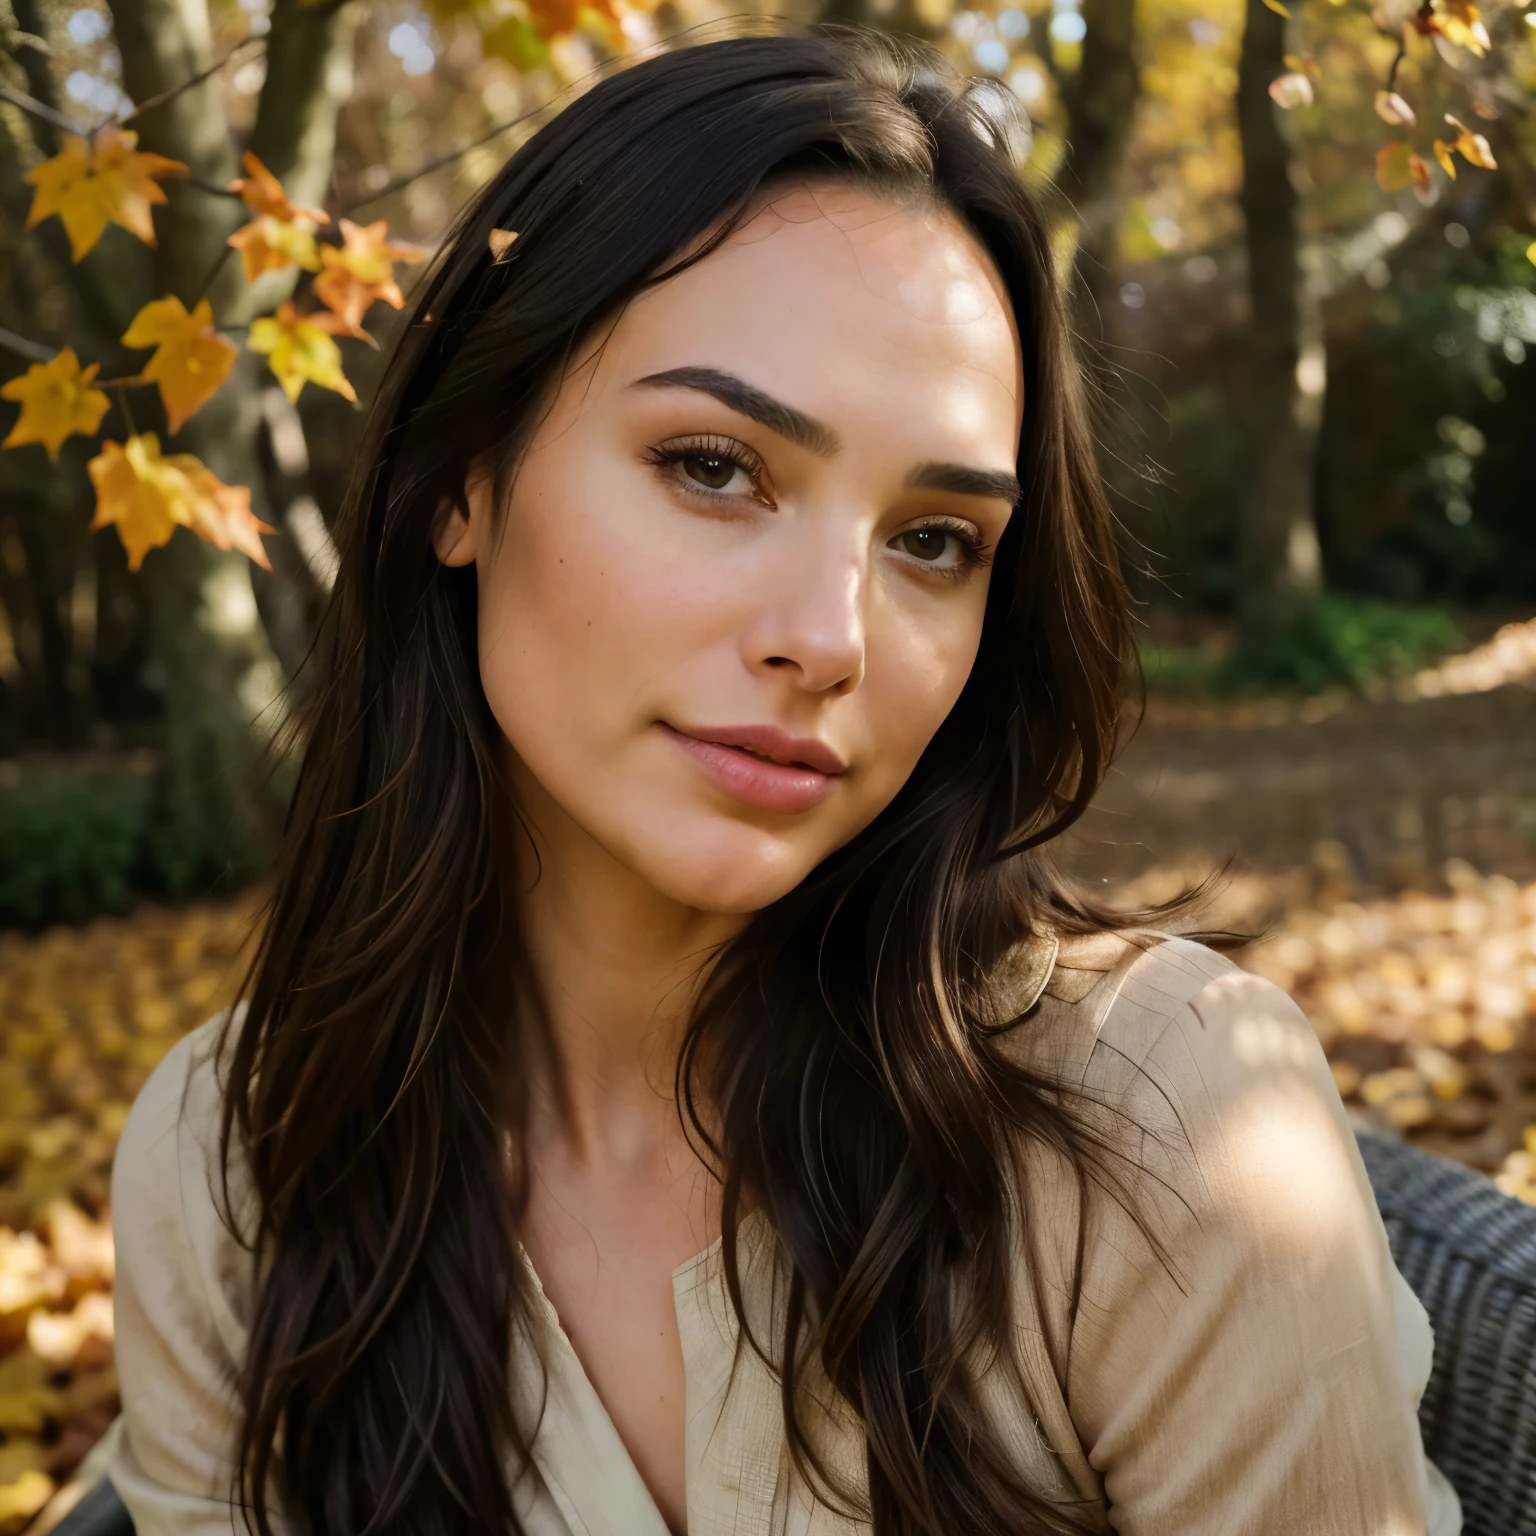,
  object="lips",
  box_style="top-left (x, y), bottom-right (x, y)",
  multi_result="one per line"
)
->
top-left (660, 723), bottom-right (846, 814)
